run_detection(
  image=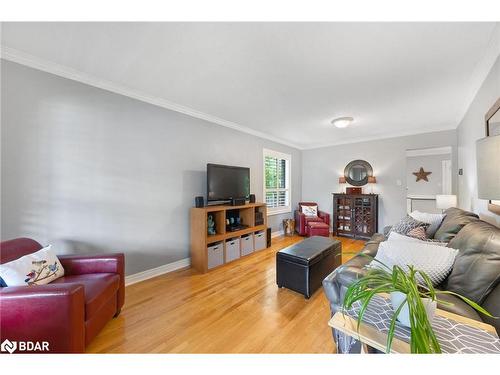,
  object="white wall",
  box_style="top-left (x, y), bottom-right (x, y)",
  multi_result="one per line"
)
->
top-left (3, 52), bottom-right (498, 278)
top-left (1, 61), bottom-right (302, 275)
top-left (406, 153), bottom-right (451, 196)
top-left (301, 130), bottom-right (457, 230)
top-left (457, 54), bottom-right (500, 227)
